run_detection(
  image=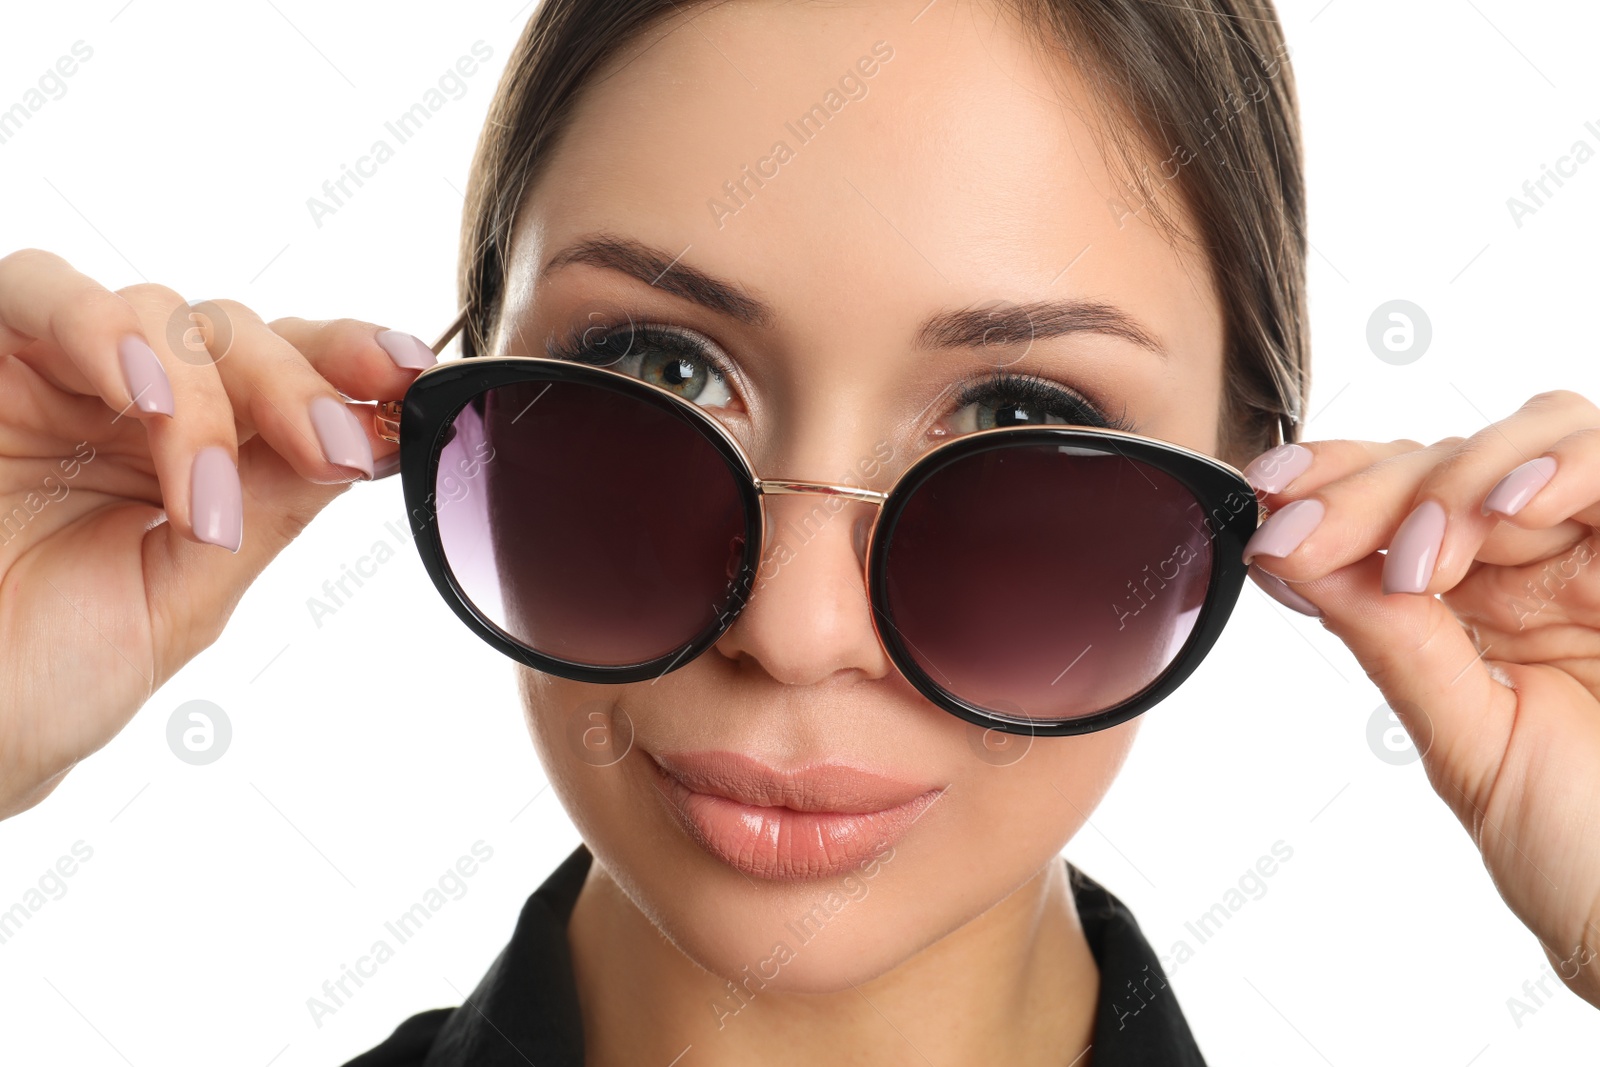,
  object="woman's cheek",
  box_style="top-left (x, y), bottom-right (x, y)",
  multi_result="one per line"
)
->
top-left (981, 725), bottom-right (1137, 874)
top-left (961, 718), bottom-right (1140, 839)
top-left (515, 673), bottom-right (629, 840)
